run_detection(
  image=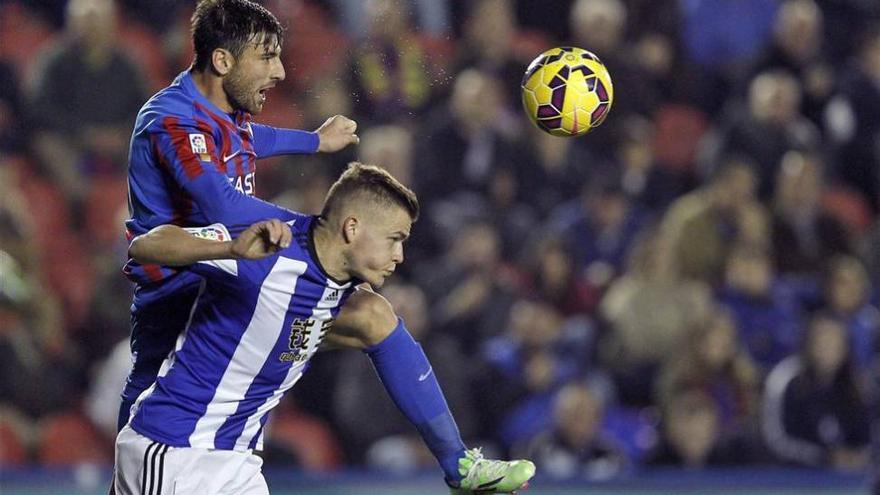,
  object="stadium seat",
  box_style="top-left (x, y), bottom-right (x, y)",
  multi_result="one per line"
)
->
top-left (823, 185), bottom-right (873, 235)
top-left (280, 2), bottom-right (350, 90)
top-left (652, 104), bottom-right (709, 174)
top-left (37, 410), bottom-right (112, 465)
top-left (0, 2), bottom-right (56, 80)
top-left (417, 34), bottom-right (456, 70)
top-left (512, 30), bottom-right (553, 61)
top-left (85, 175), bottom-right (128, 250)
top-left (265, 406), bottom-right (343, 471)
top-left (14, 166), bottom-right (94, 326)
top-left (117, 19), bottom-right (170, 92)
top-left (168, 9), bottom-right (196, 71)
top-left (0, 413), bottom-right (30, 465)
top-left (16, 167), bottom-right (70, 233)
